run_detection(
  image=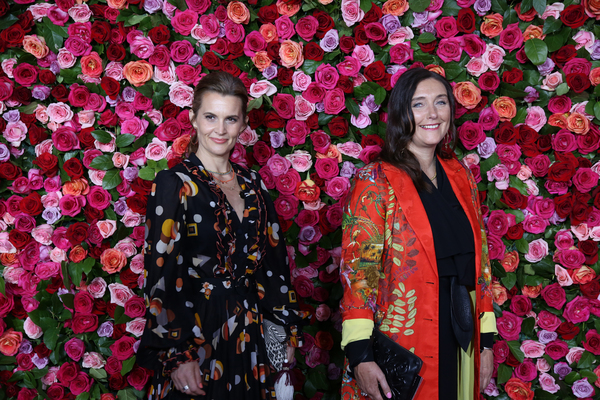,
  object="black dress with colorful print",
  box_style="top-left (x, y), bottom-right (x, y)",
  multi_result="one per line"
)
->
top-left (138, 154), bottom-right (305, 400)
